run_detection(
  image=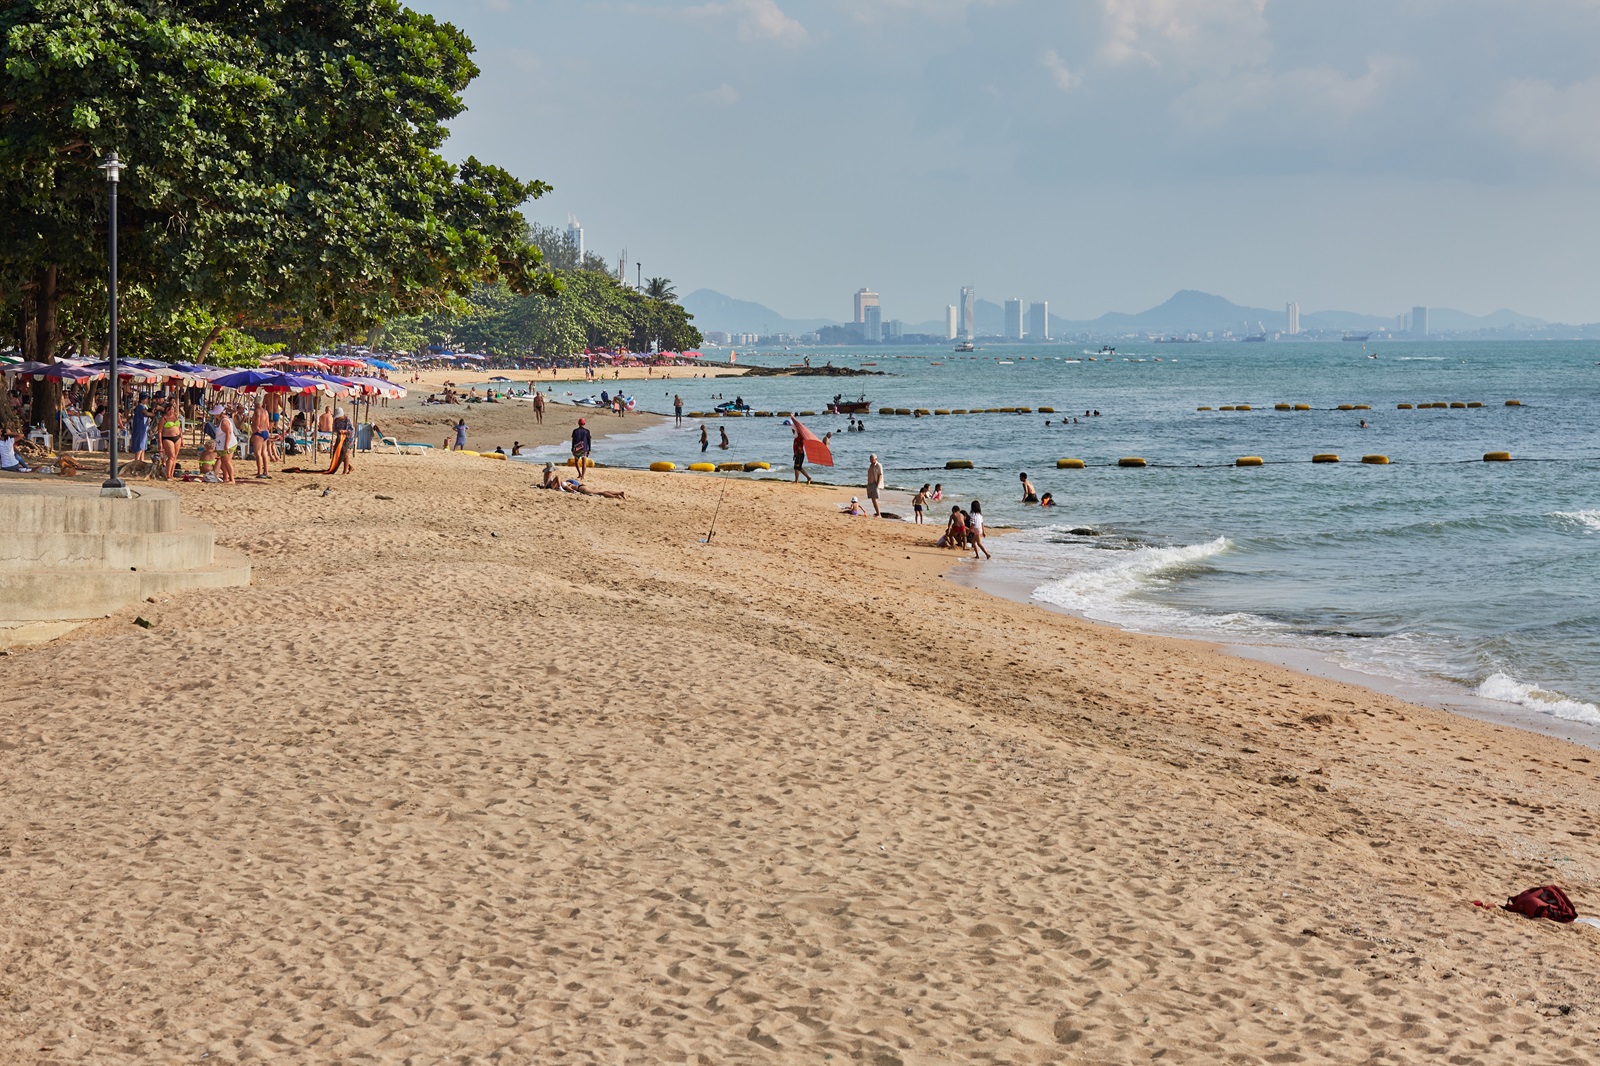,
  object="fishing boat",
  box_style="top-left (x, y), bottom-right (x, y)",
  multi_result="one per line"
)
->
top-left (827, 393), bottom-right (871, 415)
top-left (954, 340), bottom-right (975, 352)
